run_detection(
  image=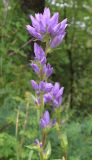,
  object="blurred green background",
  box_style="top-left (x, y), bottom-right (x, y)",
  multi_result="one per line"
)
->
top-left (0, 0), bottom-right (92, 159)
